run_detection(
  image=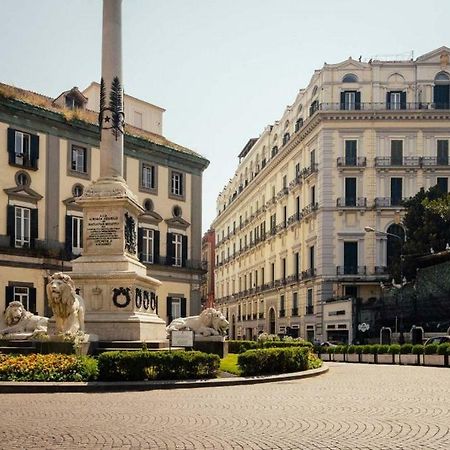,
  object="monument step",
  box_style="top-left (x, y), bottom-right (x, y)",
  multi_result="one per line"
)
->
top-left (97, 340), bottom-right (168, 350)
top-left (0, 340), bottom-right (35, 348)
top-left (0, 346), bottom-right (35, 355)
